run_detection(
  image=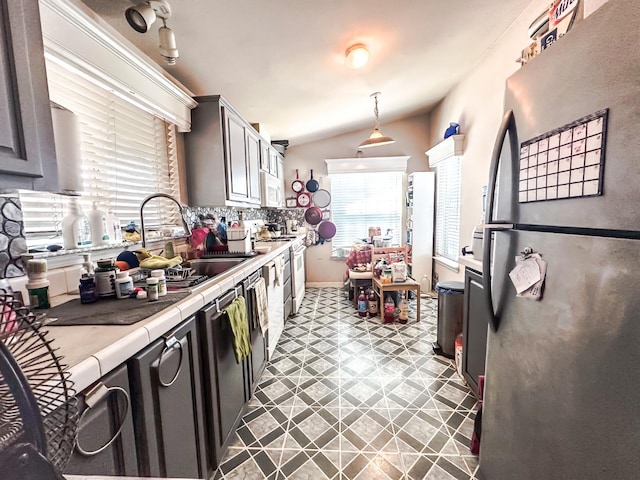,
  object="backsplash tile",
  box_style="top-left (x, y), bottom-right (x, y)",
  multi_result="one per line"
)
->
top-left (0, 193), bottom-right (27, 278)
